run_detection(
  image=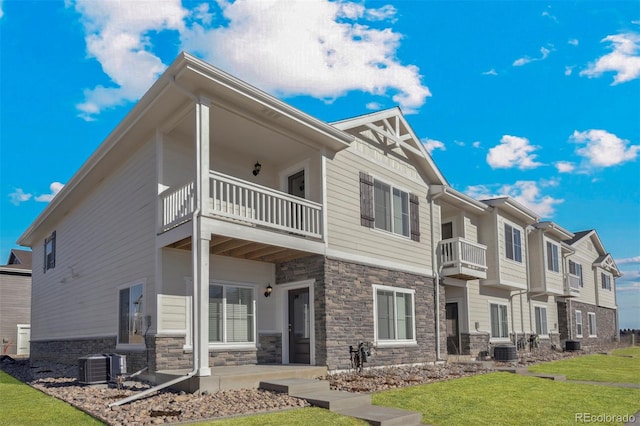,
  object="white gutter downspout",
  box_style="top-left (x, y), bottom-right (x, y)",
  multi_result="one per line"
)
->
top-left (429, 188), bottom-right (444, 361)
top-left (110, 77), bottom-right (201, 407)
